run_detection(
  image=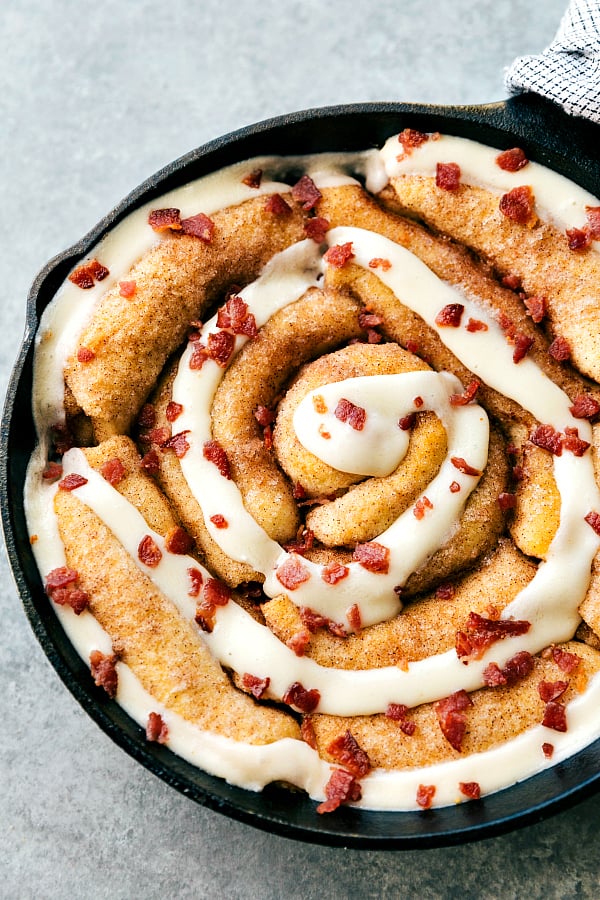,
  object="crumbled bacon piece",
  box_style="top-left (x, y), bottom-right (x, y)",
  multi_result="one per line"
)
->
top-left (165, 401), bottom-right (183, 422)
top-left (548, 335), bottom-right (571, 361)
top-left (138, 403), bottom-right (156, 428)
top-left (217, 294), bottom-right (258, 338)
top-left (542, 700), bottom-right (567, 732)
top-left (551, 647), bottom-right (581, 673)
top-left (585, 511), bottom-right (600, 536)
top-left (254, 405), bottom-right (275, 428)
top-left (385, 703), bottom-right (416, 735)
top-left (405, 340), bottom-right (420, 355)
top-left (51, 423), bottom-right (73, 455)
top-left (455, 611), bottom-right (531, 662)
top-left (187, 567), bottom-right (203, 597)
top-left (368, 257), bottom-right (392, 271)
top-left (165, 526), bottom-right (195, 554)
top-left (242, 168), bottom-right (263, 188)
top-left (449, 379), bottom-right (479, 406)
top-left (317, 768), bottom-right (361, 814)
top-left (291, 174), bottom-right (322, 210)
top-left (119, 280), bottom-right (137, 298)
top-left (321, 561), bottom-right (349, 585)
top-left (413, 496), bottom-right (434, 520)
top-left (146, 711), bottom-right (169, 743)
top-left (206, 330), bottom-right (236, 367)
top-left (435, 303), bottom-right (464, 327)
top-left (163, 430), bottom-right (191, 459)
top-left (203, 440), bottom-right (231, 478)
top-left (42, 461), bottom-right (63, 482)
top-left (301, 717), bottom-right (317, 749)
top-left (347, 604), bottom-right (362, 632)
top-left (501, 273), bottom-right (522, 291)
top-left (142, 426), bottom-right (170, 447)
top-left (435, 583), bottom-right (455, 600)
top-left (283, 527), bottom-right (314, 556)
top-left (465, 318), bottom-right (488, 333)
top-left (304, 216), bottom-right (330, 242)
top-left (512, 332), bottom-right (534, 363)
top-left (450, 456), bottom-right (481, 476)
top-left (499, 185), bottom-right (535, 225)
top-left (358, 309), bottom-right (384, 329)
top-left (416, 784), bottom-right (436, 809)
top-left (90, 650), bottom-right (118, 699)
top-left (334, 398), bottom-right (366, 431)
top-left (459, 781), bottom-right (481, 800)
top-left (436, 162), bottom-right (461, 191)
top-left (286, 629), bottom-right (311, 656)
top-left (498, 491), bottom-right (516, 510)
top-left (352, 541), bottom-right (390, 574)
top-left (434, 690), bottom-right (473, 751)
top-left (282, 682), bottom-right (320, 713)
top-left (264, 193), bottom-right (292, 216)
top-left (148, 208), bottom-right (182, 231)
top-left (209, 514), bottom-right (228, 530)
top-left (398, 128), bottom-right (429, 152)
top-left (585, 205), bottom-right (600, 239)
top-left (77, 346), bottom-right (95, 363)
top-left (569, 394), bottom-right (600, 420)
top-left (523, 294), bottom-right (547, 323)
top-left (449, 481), bottom-right (461, 493)
top-left (324, 241), bottom-right (355, 268)
top-left (58, 473), bottom-right (88, 491)
top-left (45, 567), bottom-right (90, 615)
top-left (100, 457), bottom-right (126, 486)
top-left (566, 227), bottom-right (591, 251)
top-left (68, 259), bottom-right (109, 288)
top-left (204, 578), bottom-right (231, 607)
top-left (483, 650), bottom-right (534, 687)
top-left (538, 680), bottom-right (569, 702)
top-left (530, 424), bottom-right (563, 456)
top-left (563, 427), bottom-right (590, 457)
top-left (542, 742), bottom-right (554, 758)
top-left (138, 535), bottom-right (162, 568)
top-left (496, 147), bottom-right (529, 171)
top-left (140, 449), bottom-right (160, 475)
top-left (242, 673), bottom-right (270, 699)
top-left (188, 342), bottom-right (208, 370)
top-left (276, 556), bottom-right (311, 590)
top-left (398, 413), bottom-right (416, 431)
top-left (327, 730), bottom-right (372, 778)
